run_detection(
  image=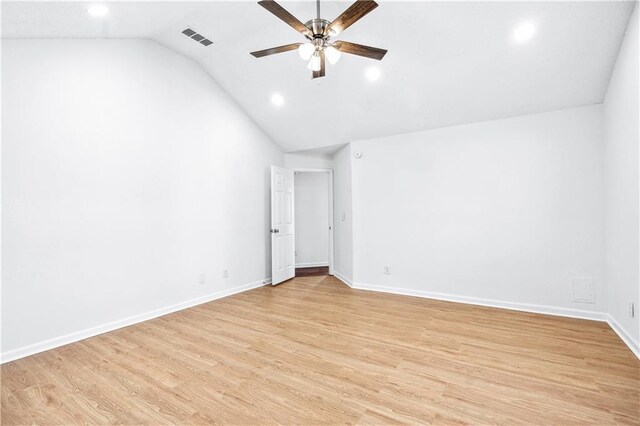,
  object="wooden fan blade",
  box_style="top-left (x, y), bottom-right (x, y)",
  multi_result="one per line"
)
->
top-left (258, 0), bottom-right (312, 37)
top-left (312, 52), bottom-right (326, 79)
top-left (324, 0), bottom-right (378, 37)
top-left (250, 43), bottom-right (302, 58)
top-left (334, 41), bottom-right (387, 60)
